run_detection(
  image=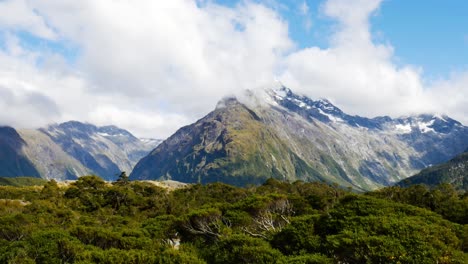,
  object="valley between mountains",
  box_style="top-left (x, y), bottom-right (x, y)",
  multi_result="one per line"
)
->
top-left (1, 84), bottom-right (467, 191)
